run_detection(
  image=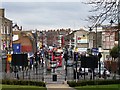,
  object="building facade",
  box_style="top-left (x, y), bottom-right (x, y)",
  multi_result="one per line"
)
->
top-left (12, 24), bottom-right (36, 55)
top-left (102, 25), bottom-right (117, 61)
top-left (64, 29), bottom-right (90, 53)
top-left (46, 29), bottom-right (70, 48)
top-left (0, 9), bottom-right (13, 54)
